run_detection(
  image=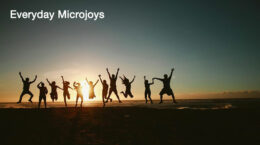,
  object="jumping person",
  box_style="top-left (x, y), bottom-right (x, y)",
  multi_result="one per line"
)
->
top-left (144, 76), bottom-right (154, 104)
top-left (74, 82), bottom-right (83, 108)
top-left (37, 82), bottom-right (48, 108)
top-left (98, 75), bottom-right (111, 107)
top-left (86, 77), bottom-right (99, 99)
top-left (17, 72), bottom-right (37, 103)
top-left (153, 68), bottom-right (177, 104)
top-left (61, 76), bottom-right (73, 107)
top-left (46, 78), bottom-right (62, 102)
top-left (120, 75), bottom-right (135, 98)
top-left (106, 68), bottom-right (122, 103)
